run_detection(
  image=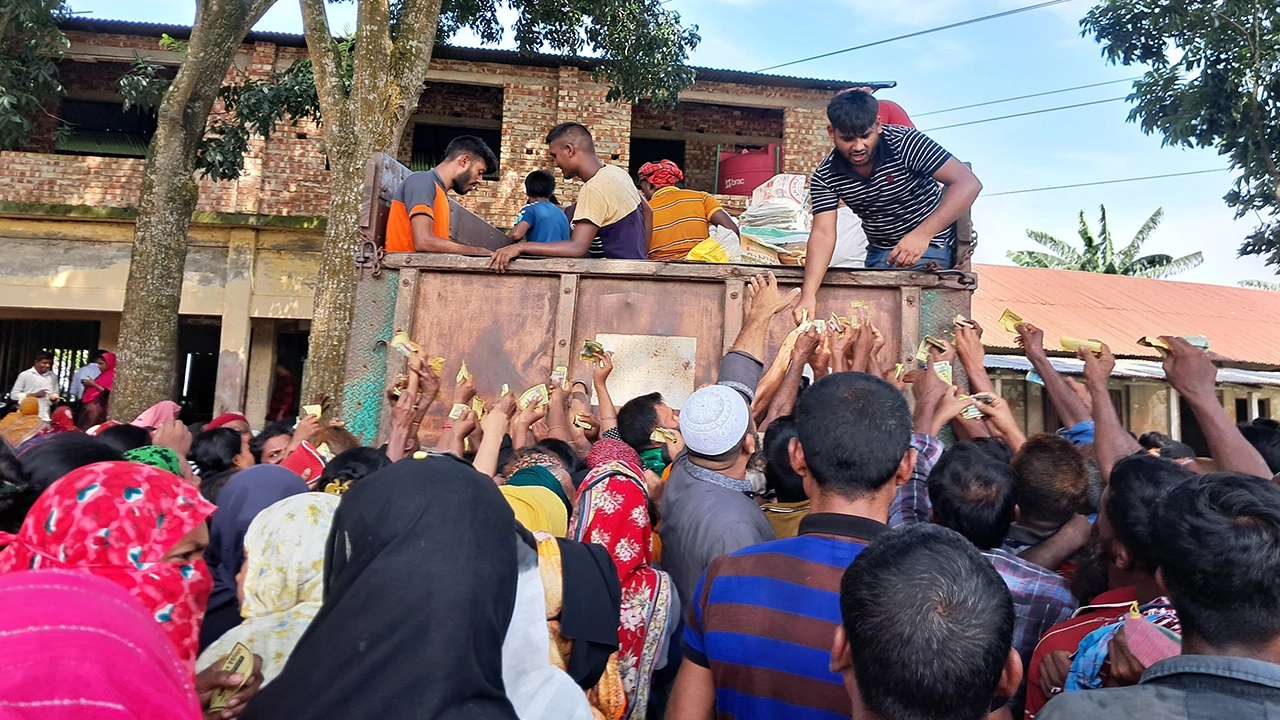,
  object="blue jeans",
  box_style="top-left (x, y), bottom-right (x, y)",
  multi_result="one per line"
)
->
top-left (864, 243), bottom-right (954, 270)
